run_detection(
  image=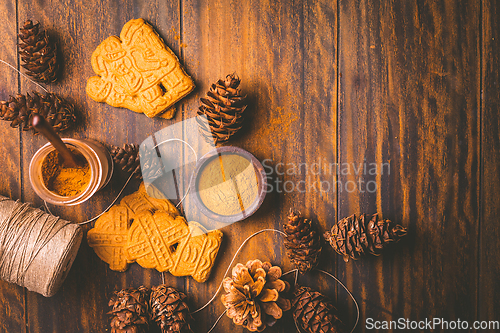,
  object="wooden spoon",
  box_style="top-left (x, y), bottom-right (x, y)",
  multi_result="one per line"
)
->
top-left (32, 114), bottom-right (79, 168)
